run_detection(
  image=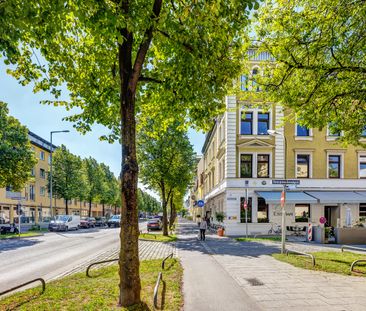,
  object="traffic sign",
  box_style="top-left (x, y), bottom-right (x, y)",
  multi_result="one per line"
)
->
top-left (280, 190), bottom-right (285, 208)
top-left (197, 200), bottom-right (204, 208)
top-left (272, 179), bottom-right (300, 185)
top-left (319, 216), bottom-right (327, 224)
